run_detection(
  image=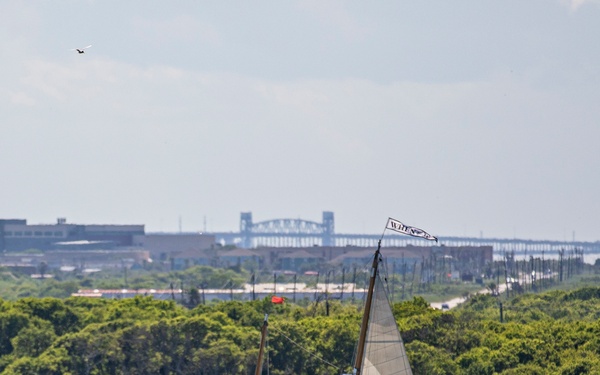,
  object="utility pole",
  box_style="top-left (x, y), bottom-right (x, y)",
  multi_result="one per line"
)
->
top-left (402, 257), bottom-right (407, 301)
top-left (410, 261), bottom-right (417, 297)
top-left (418, 257), bottom-right (425, 293)
top-left (325, 270), bottom-right (331, 316)
top-left (391, 261), bottom-right (396, 302)
top-left (541, 251), bottom-right (545, 290)
top-left (524, 249), bottom-right (528, 292)
top-left (503, 256), bottom-right (509, 298)
top-left (314, 272), bottom-right (320, 301)
top-left (351, 267), bottom-right (357, 302)
top-left (559, 249), bottom-right (564, 282)
top-left (529, 255), bottom-right (534, 291)
top-left (293, 274), bottom-right (297, 303)
top-left (340, 268), bottom-right (345, 301)
top-left (496, 261), bottom-right (500, 289)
